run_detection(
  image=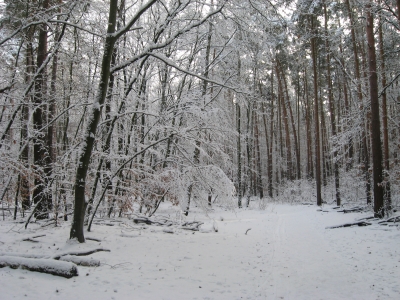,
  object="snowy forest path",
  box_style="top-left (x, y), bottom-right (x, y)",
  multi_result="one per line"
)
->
top-left (259, 205), bottom-right (383, 300)
top-left (1, 204), bottom-right (399, 299)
